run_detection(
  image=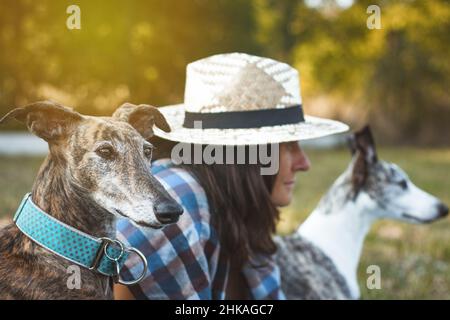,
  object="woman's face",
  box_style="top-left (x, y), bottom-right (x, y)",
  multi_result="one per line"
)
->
top-left (271, 141), bottom-right (311, 207)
